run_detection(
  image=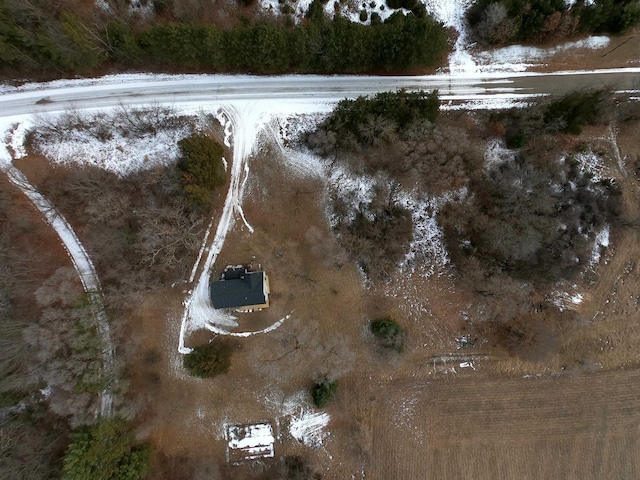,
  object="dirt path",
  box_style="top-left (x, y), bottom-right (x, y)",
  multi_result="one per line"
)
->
top-left (178, 102), bottom-right (291, 352)
top-left (1, 134), bottom-right (115, 418)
